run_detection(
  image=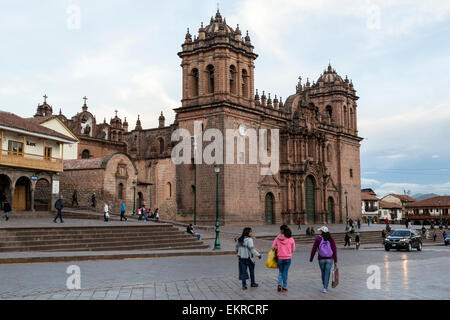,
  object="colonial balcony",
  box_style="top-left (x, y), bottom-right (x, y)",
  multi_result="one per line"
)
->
top-left (365, 207), bottom-right (378, 212)
top-left (0, 150), bottom-right (63, 172)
